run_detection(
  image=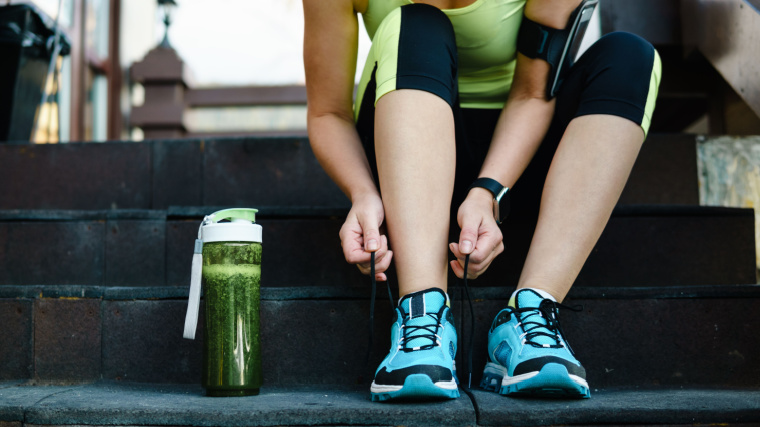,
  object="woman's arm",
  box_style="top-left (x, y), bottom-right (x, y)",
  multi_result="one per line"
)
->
top-left (303, 0), bottom-right (372, 201)
top-left (303, 0), bottom-right (392, 280)
top-left (451, 0), bottom-right (583, 279)
top-left (476, 0), bottom-right (583, 187)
